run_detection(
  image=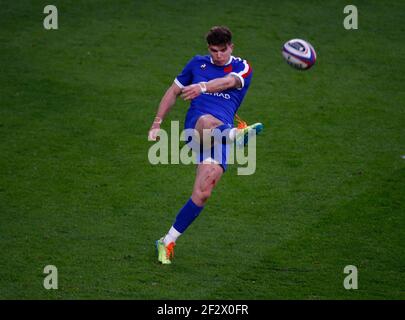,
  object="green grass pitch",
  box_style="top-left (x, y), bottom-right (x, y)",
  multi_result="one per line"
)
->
top-left (0, 0), bottom-right (404, 299)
